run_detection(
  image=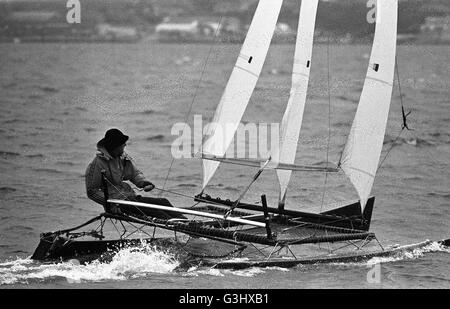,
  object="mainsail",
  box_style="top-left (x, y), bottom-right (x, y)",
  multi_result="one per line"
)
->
top-left (201, 0), bottom-right (283, 189)
top-left (340, 0), bottom-right (398, 210)
top-left (275, 0), bottom-right (319, 208)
